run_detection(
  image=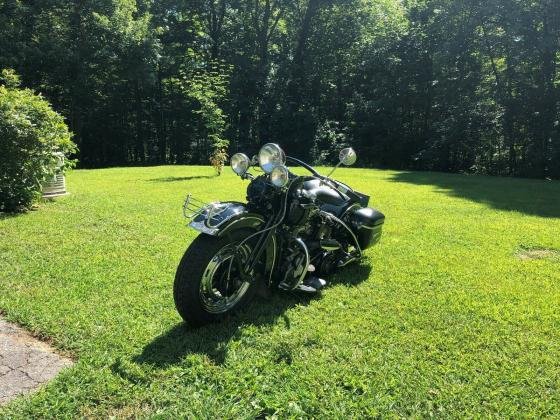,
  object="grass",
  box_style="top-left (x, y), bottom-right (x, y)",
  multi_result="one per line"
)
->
top-left (0, 165), bottom-right (559, 418)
